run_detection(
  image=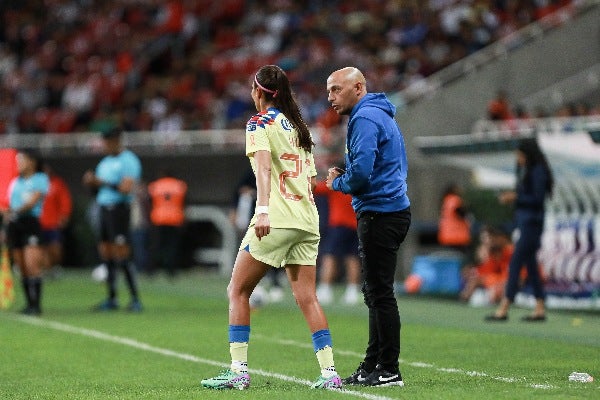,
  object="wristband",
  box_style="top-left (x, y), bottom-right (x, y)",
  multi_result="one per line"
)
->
top-left (255, 205), bottom-right (269, 215)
